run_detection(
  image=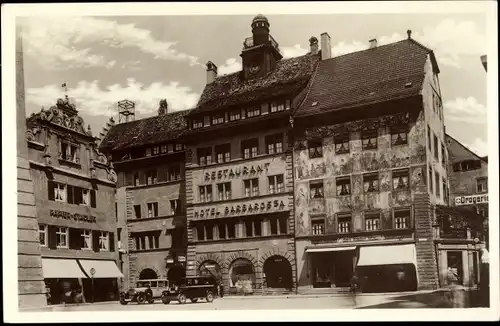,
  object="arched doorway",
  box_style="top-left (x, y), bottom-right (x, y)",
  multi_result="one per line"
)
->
top-left (167, 265), bottom-right (185, 285)
top-left (263, 255), bottom-right (293, 289)
top-left (199, 260), bottom-right (222, 281)
top-left (139, 268), bottom-right (158, 280)
top-left (229, 258), bottom-right (255, 294)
